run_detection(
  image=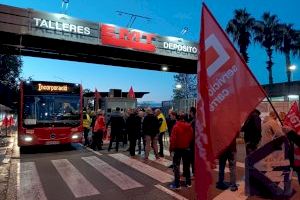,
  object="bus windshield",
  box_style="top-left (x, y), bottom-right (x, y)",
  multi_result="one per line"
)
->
top-left (23, 94), bottom-right (80, 127)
